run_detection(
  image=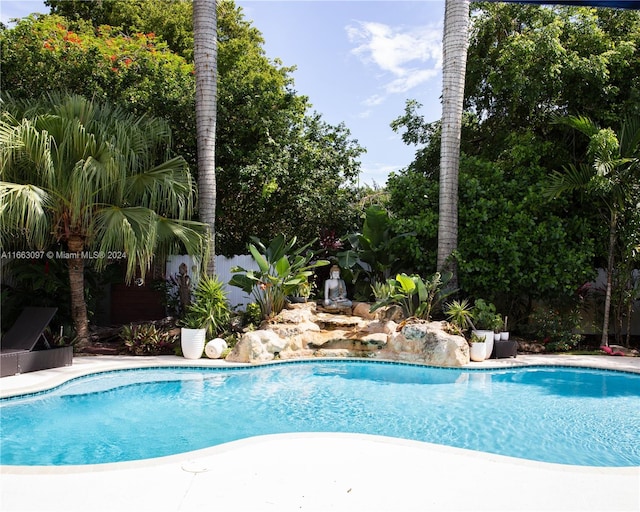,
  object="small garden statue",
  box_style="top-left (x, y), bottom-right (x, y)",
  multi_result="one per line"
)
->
top-left (324, 265), bottom-right (352, 308)
top-left (177, 262), bottom-right (191, 312)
